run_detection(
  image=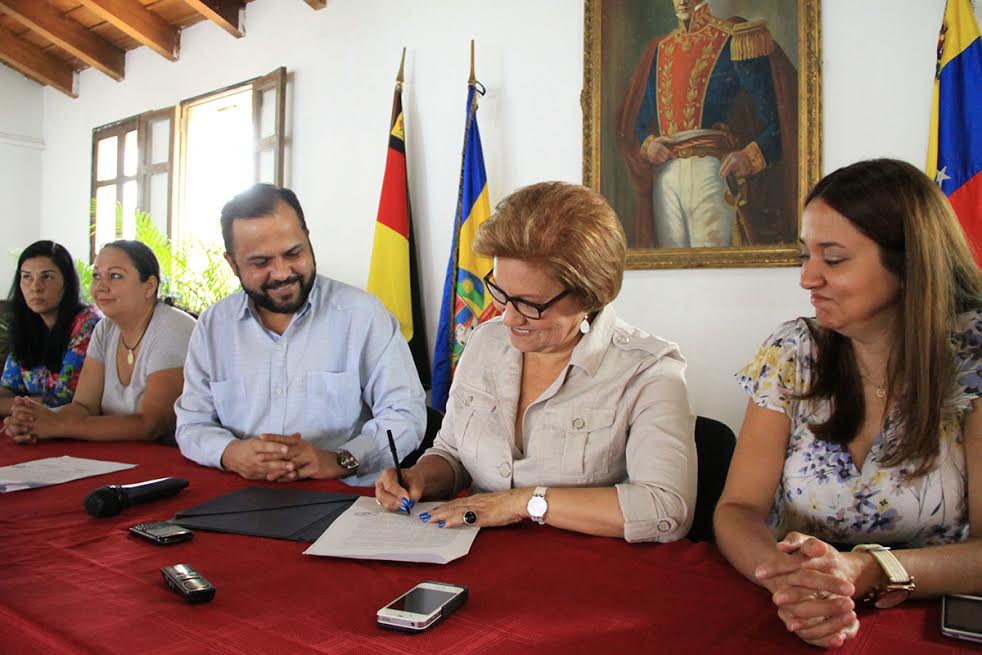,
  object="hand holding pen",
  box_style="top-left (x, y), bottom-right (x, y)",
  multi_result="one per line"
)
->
top-left (385, 429), bottom-right (414, 515)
